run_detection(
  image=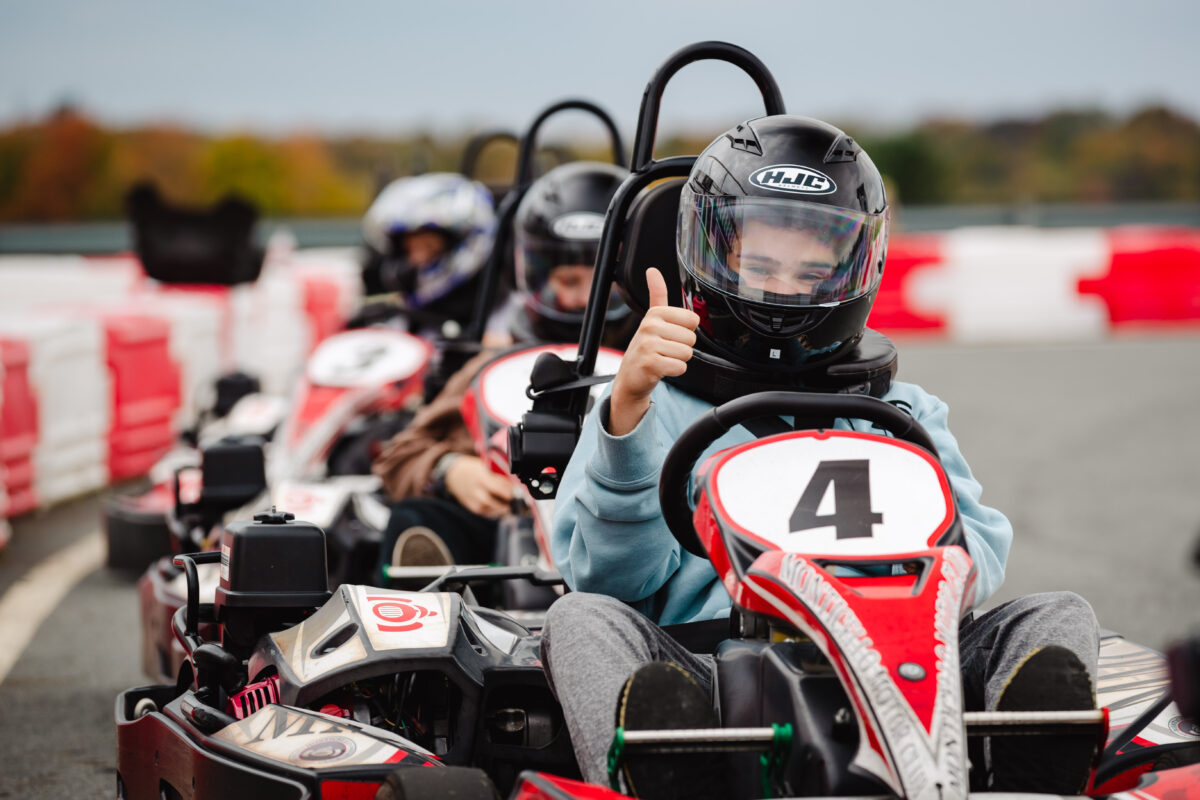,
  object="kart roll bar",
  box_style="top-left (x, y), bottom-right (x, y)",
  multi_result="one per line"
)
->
top-left (660, 392), bottom-right (940, 556)
top-left (459, 129), bottom-right (519, 182)
top-left (464, 99), bottom-right (628, 342)
top-left (577, 40), bottom-right (785, 374)
top-left (172, 550), bottom-right (221, 653)
top-left (509, 42), bottom-right (786, 496)
top-left (629, 40), bottom-right (786, 173)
